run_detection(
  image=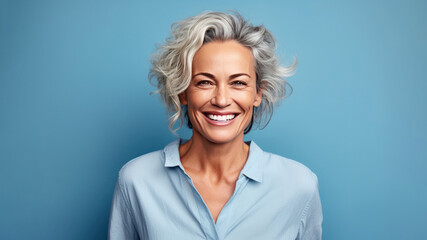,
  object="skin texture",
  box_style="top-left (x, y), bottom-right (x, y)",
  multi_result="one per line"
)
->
top-left (179, 40), bottom-right (262, 223)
